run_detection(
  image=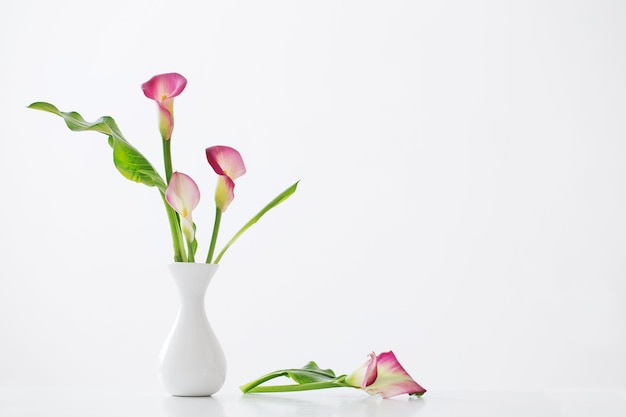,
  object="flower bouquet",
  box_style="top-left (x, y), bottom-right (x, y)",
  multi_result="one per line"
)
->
top-left (28, 72), bottom-right (298, 264)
